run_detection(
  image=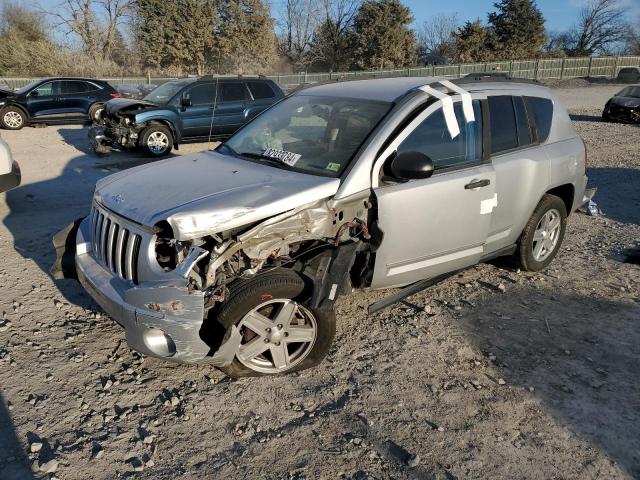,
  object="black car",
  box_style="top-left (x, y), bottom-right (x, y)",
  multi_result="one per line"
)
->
top-left (616, 67), bottom-right (640, 84)
top-left (0, 77), bottom-right (120, 130)
top-left (602, 85), bottom-right (640, 123)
